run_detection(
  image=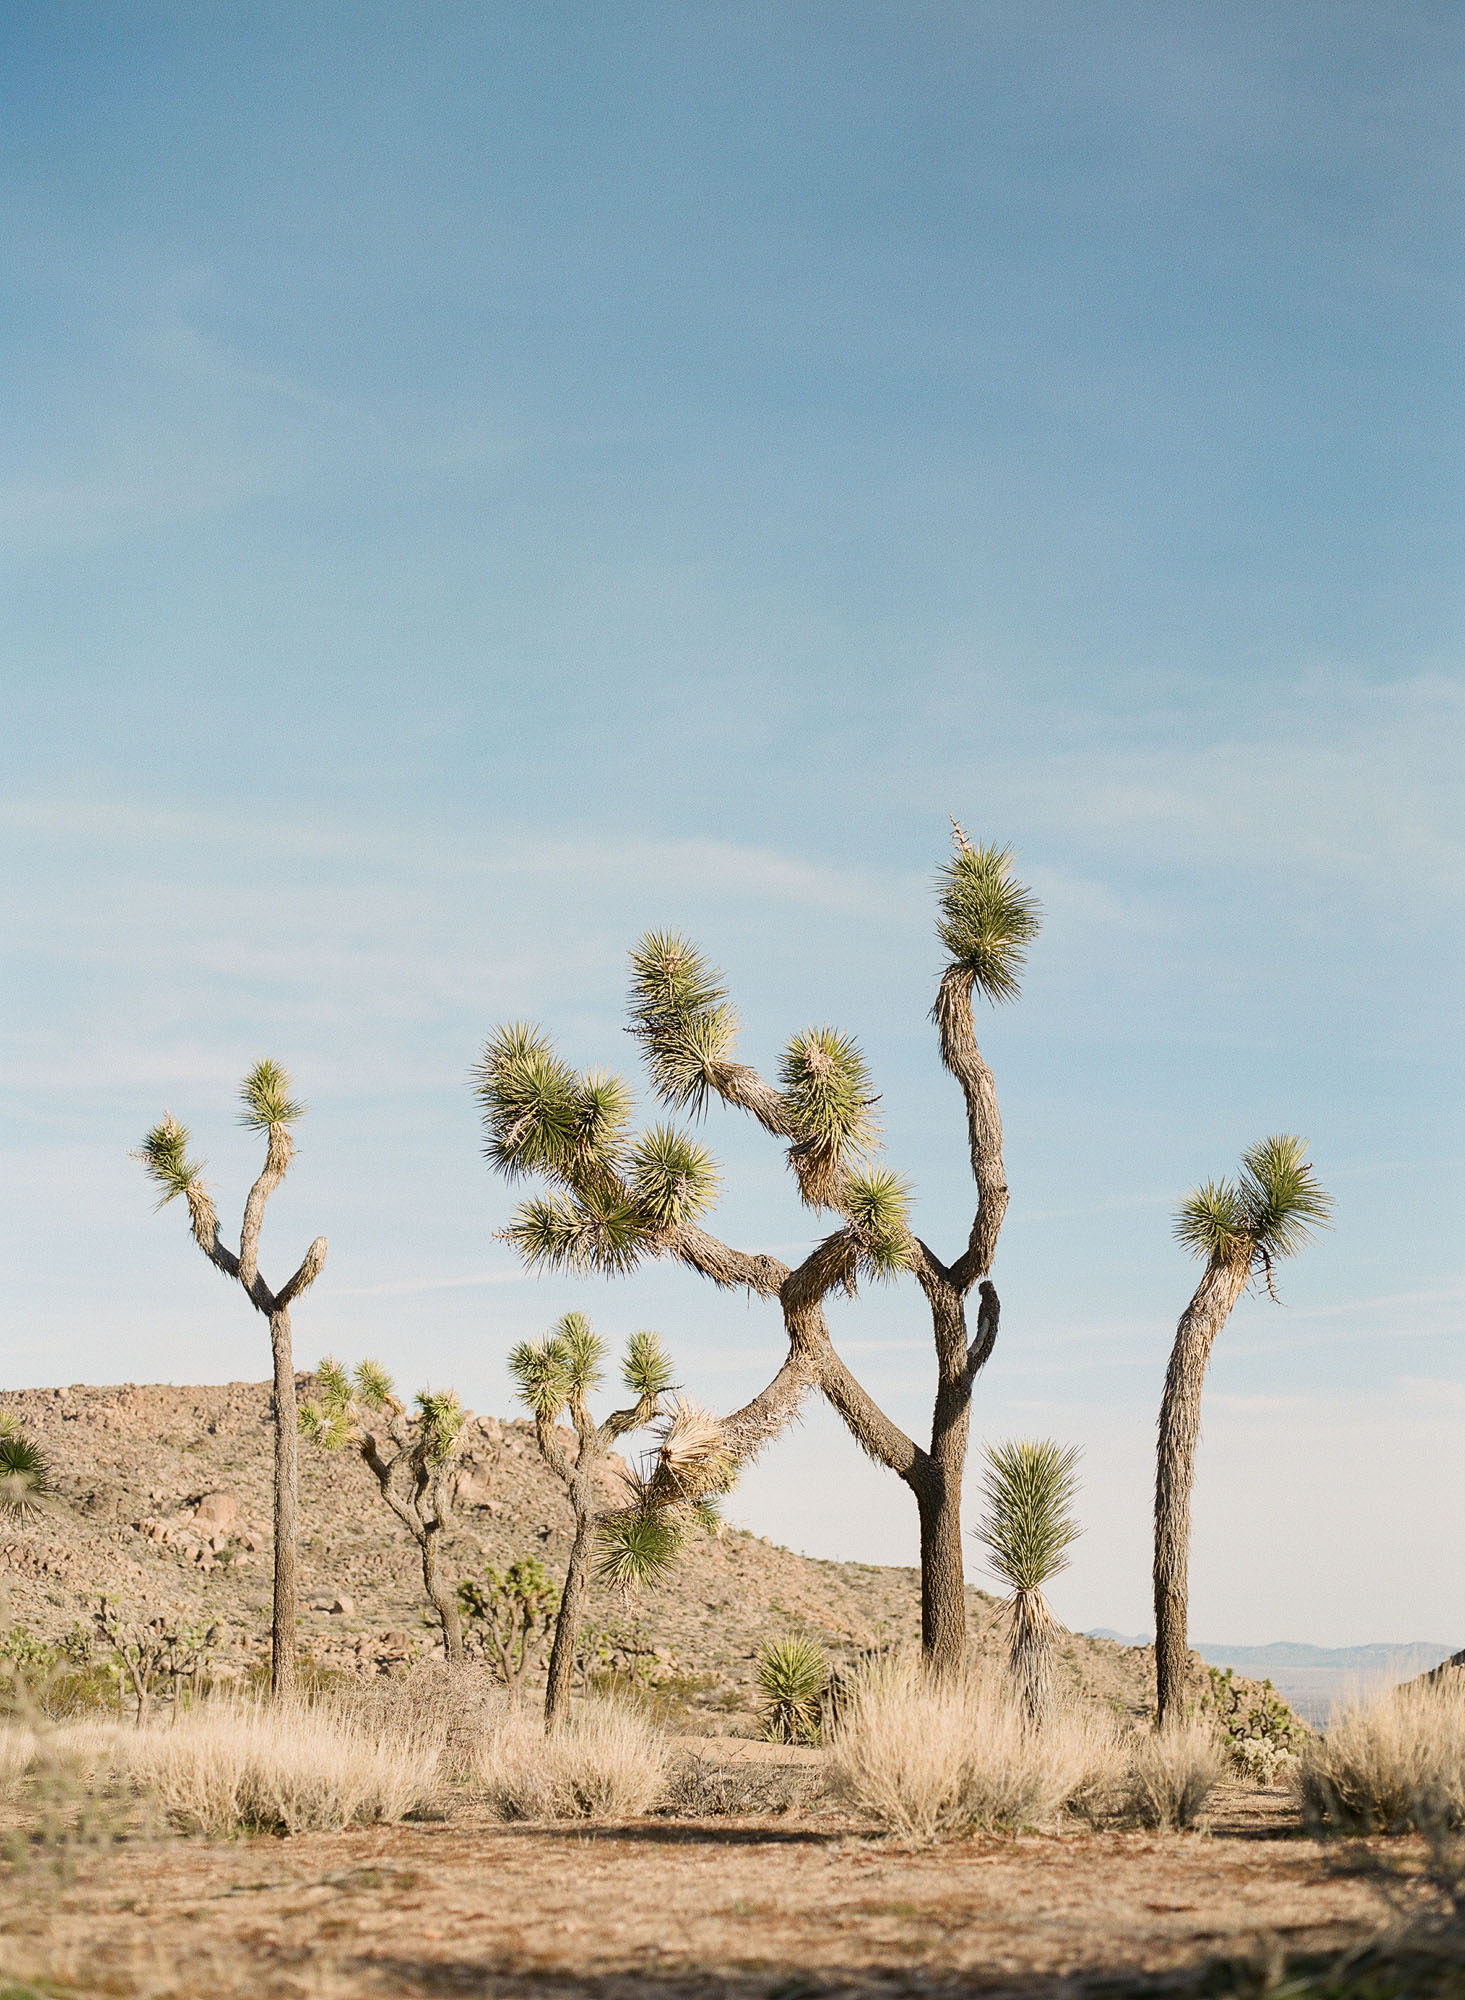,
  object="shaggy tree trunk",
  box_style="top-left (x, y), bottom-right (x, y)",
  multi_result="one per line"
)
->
top-left (269, 1309), bottom-right (299, 1702)
top-left (545, 1508), bottom-right (595, 1734)
top-left (1153, 1257), bottom-right (1250, 1726)
top-left (421, 1530), bottom-right (464, 1665)
top-left (915, 1470), bottom-right (969, 1680)
top-left (1009, 1588), bottom-right (1056, 1726)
